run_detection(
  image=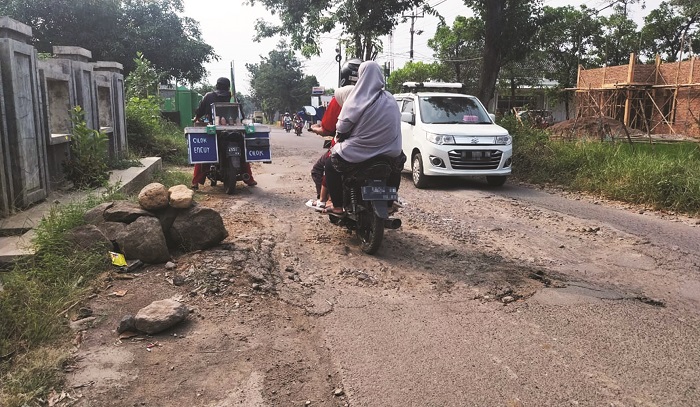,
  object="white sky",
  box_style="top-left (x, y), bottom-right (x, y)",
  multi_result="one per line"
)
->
top-left (181, 0), bottom-right (661, 94)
